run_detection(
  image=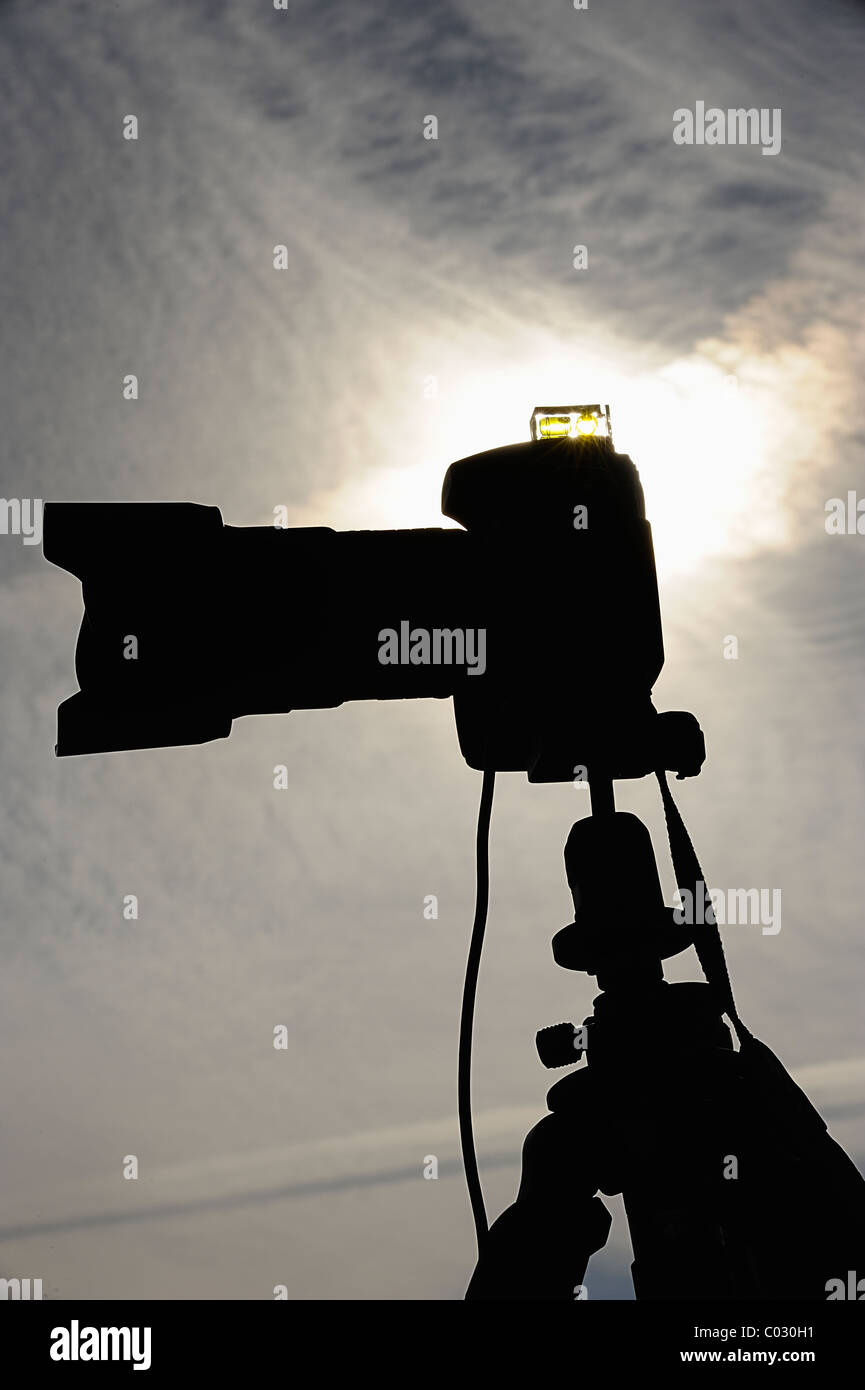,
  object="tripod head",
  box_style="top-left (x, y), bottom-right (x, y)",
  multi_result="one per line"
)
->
top-left (537, 807), bottom-right (732, 1070)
